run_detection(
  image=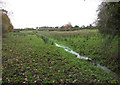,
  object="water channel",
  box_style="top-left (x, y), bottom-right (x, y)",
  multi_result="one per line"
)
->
top-left (55, 43), bottom-right (118, 80)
